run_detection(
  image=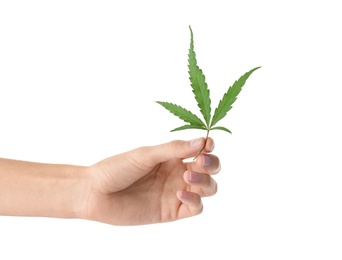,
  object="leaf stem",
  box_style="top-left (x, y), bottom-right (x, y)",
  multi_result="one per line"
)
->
top-left (194, 129), bottom-right (210, 160)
